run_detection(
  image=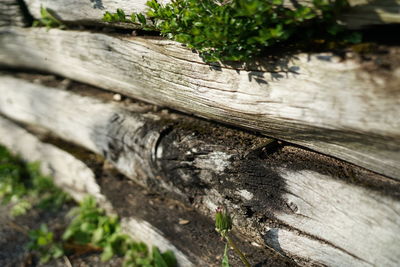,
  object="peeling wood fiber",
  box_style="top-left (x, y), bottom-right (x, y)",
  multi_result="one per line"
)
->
top-left (1, 76), bottom-right (399, 266)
